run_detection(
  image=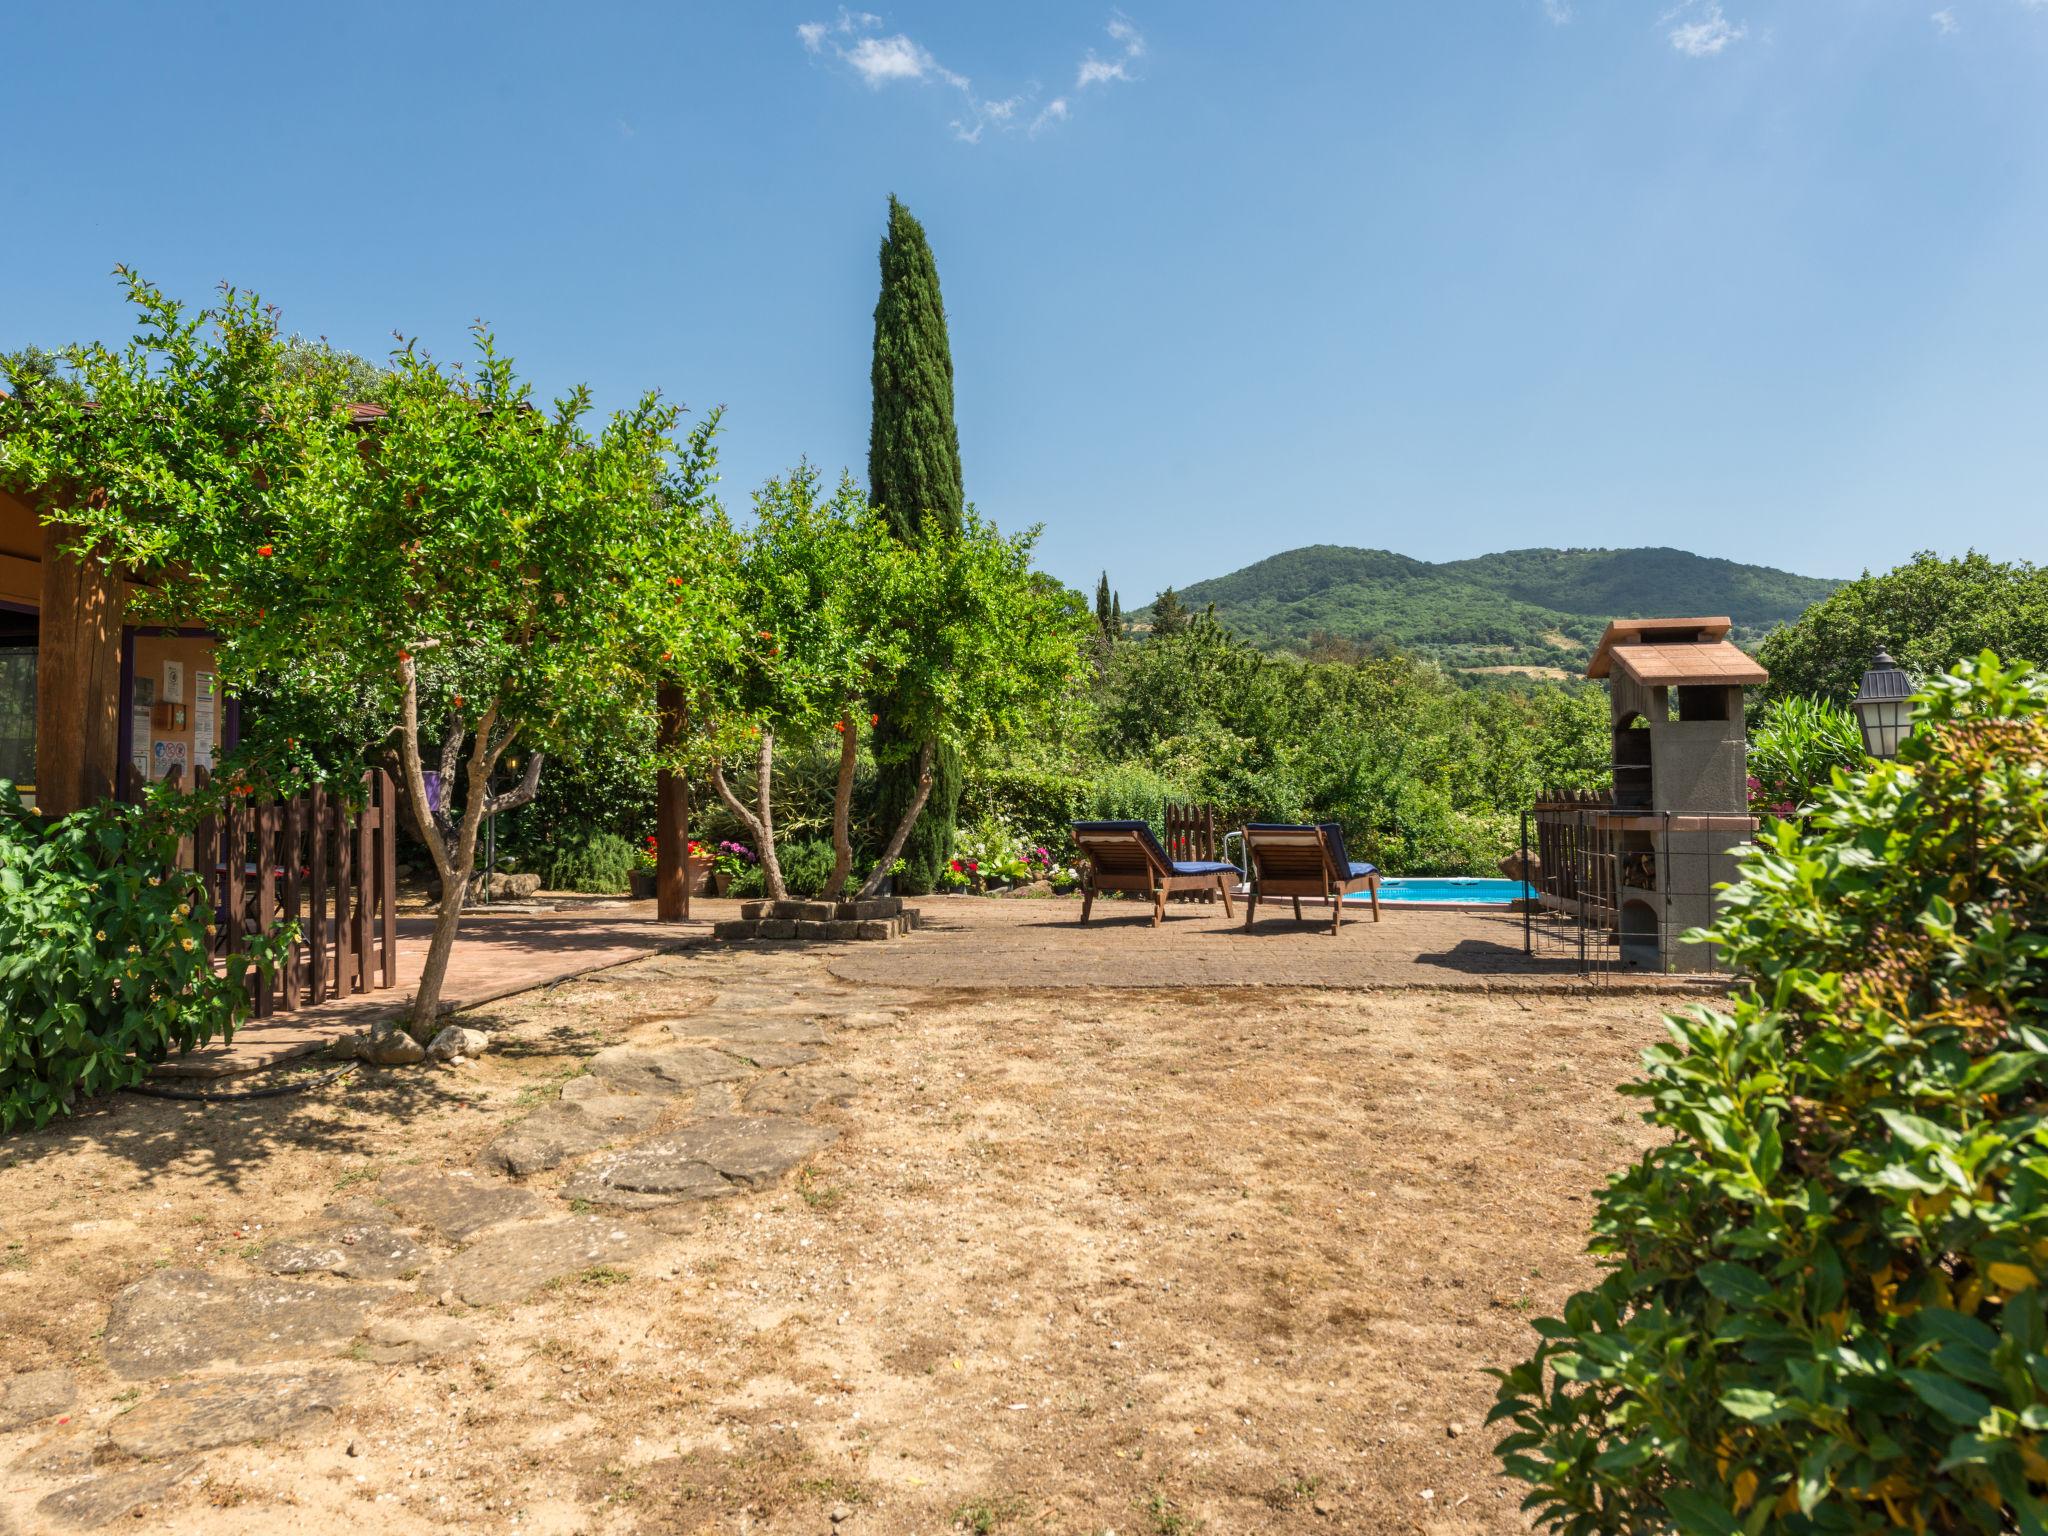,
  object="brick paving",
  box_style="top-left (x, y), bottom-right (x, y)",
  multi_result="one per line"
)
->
top-left (161, 890), bottom-right (1717, 1078)
top-left (826, 892), bottom-right (1727, 992)
top-left (153, 900), bottom-right (746, 1078)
